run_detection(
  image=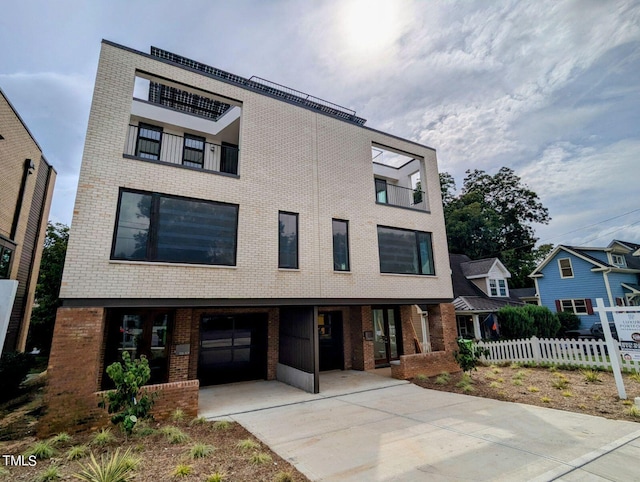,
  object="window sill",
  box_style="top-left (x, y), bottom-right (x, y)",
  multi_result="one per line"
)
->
top-left (379, 272), bottom-right (437, 278)
top-left (333, 270), bottom-right (352, 274)
top-left (109, 260), bottom-right (238, 269)
top-left (278, 268), bottom-right (300, 272)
